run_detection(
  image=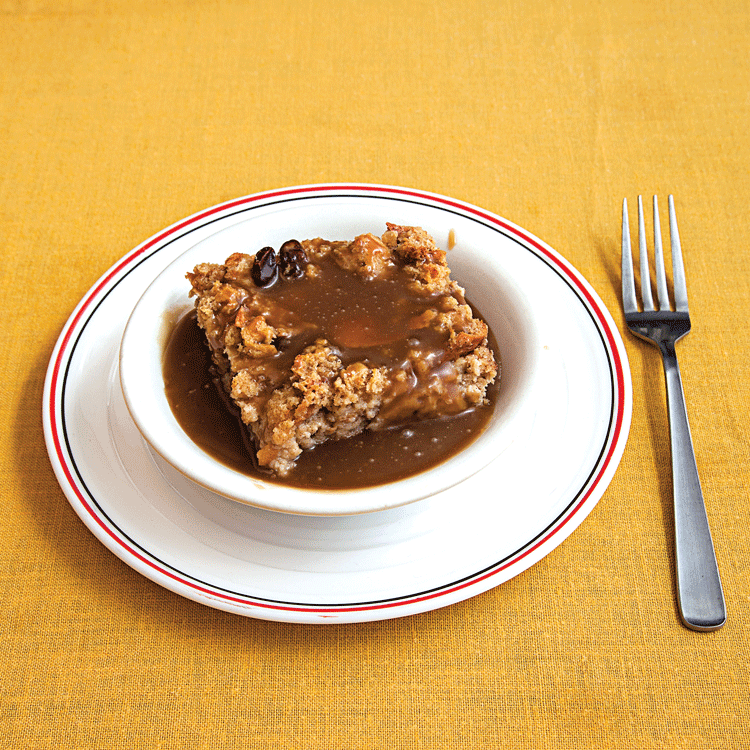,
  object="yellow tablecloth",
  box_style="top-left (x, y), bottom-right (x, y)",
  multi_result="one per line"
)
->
top-left (2, 0), bottom-right (749, 747)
